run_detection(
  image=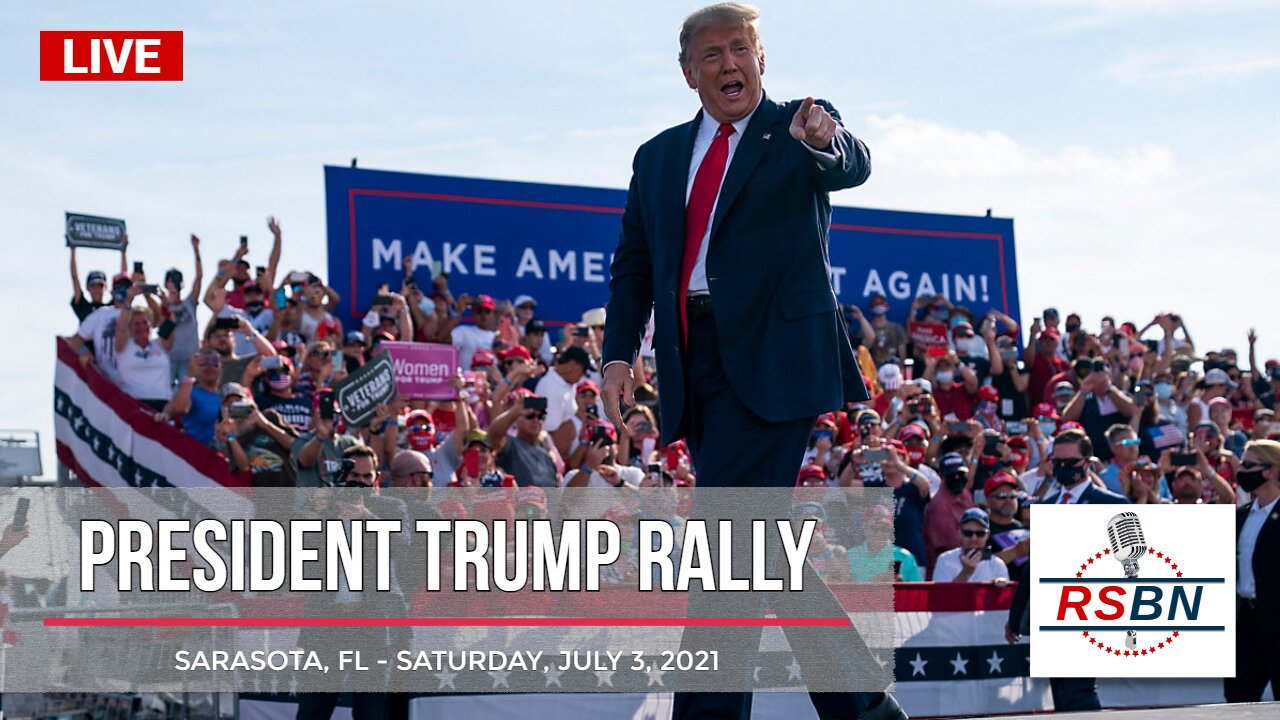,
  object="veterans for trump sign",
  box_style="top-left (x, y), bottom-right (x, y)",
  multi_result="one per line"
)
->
top-left (332, 352), bottom-right (397, 427)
